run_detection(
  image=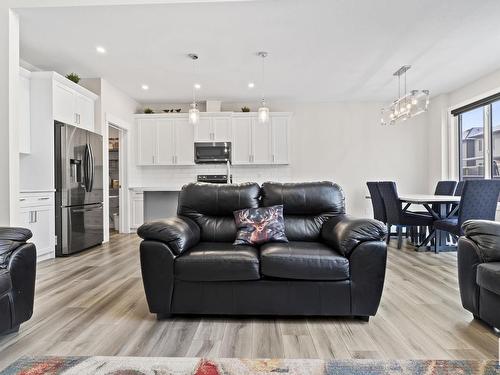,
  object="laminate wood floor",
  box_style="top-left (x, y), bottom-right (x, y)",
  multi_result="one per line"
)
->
top-left (0, 233), bottom-right (498, 369)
